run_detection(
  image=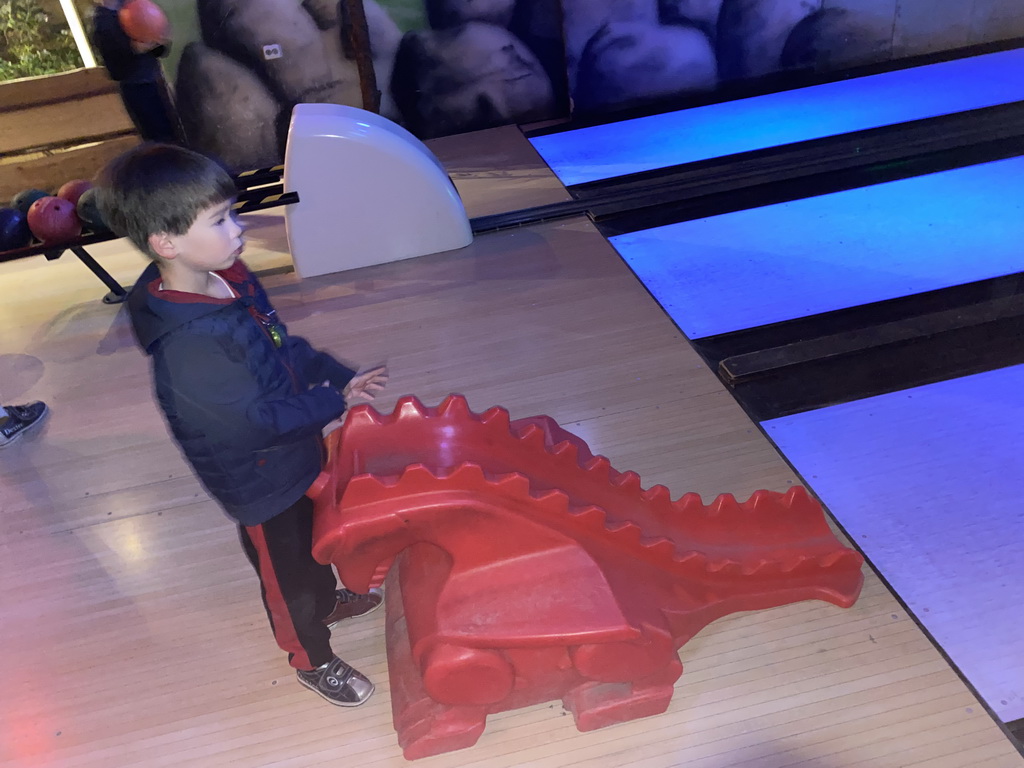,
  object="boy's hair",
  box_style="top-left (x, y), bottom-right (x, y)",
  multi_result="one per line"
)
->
top-left (96, 143), bottom-right (237, 259)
